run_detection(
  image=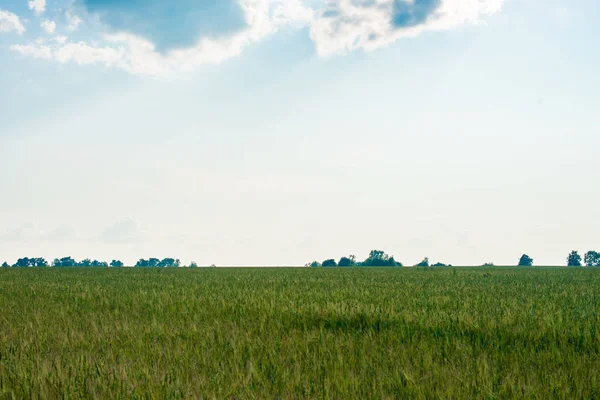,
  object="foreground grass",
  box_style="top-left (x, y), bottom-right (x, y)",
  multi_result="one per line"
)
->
top-left (0, 267), bottom-right (599, 399)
